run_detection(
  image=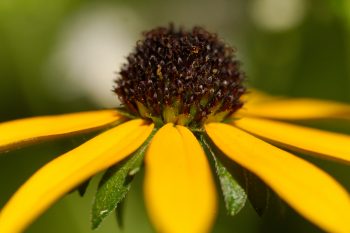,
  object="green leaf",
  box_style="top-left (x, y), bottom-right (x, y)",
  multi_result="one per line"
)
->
top-left (91, 128), bottom-right (157, 229)
top-left (199, 135), bottom-right (247, 216)
top-left (200, 134), bottom-right (286, 218)
top-left (215, 156), bottom-right (247, 215)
